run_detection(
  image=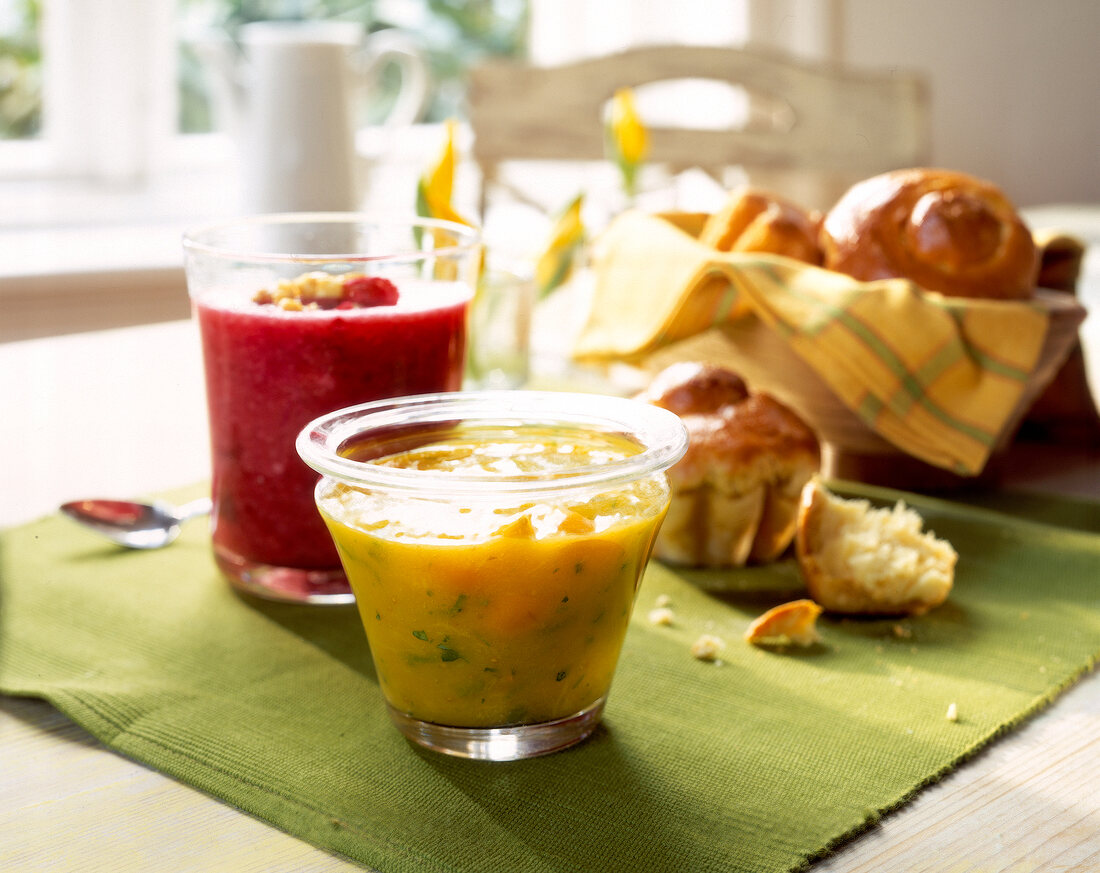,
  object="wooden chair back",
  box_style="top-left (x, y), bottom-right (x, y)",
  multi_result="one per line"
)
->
top-left (468, 44), bottom-right (930, 212)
